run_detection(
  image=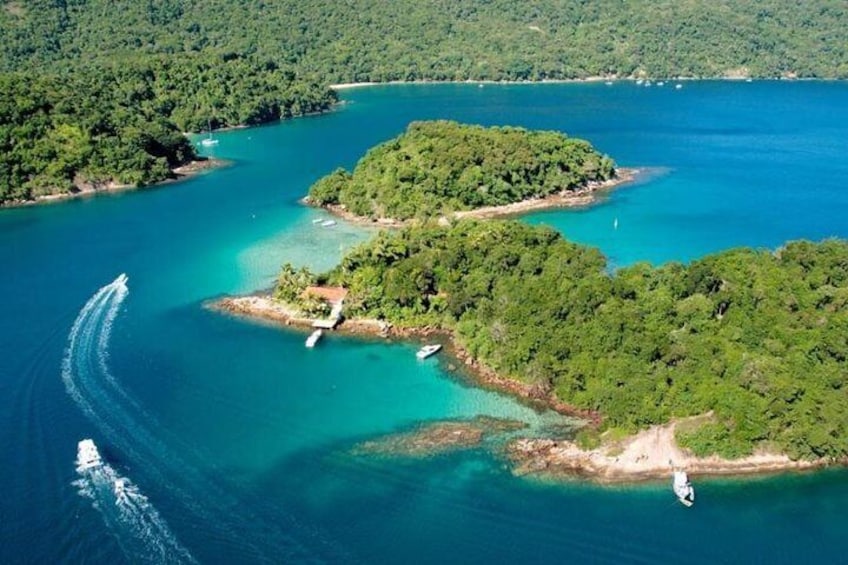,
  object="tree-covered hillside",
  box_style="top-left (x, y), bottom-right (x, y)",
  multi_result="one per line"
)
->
top-left (304, 221), bottom-right (848, 461)
top-left (2, 0), bottom-right (846, 80)
top-left (2, 0), bottom-right (846, 200)
top-left (308, 121), bottom-right (615, 220)
top-left (0, 57), bottom-right (336, 203)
